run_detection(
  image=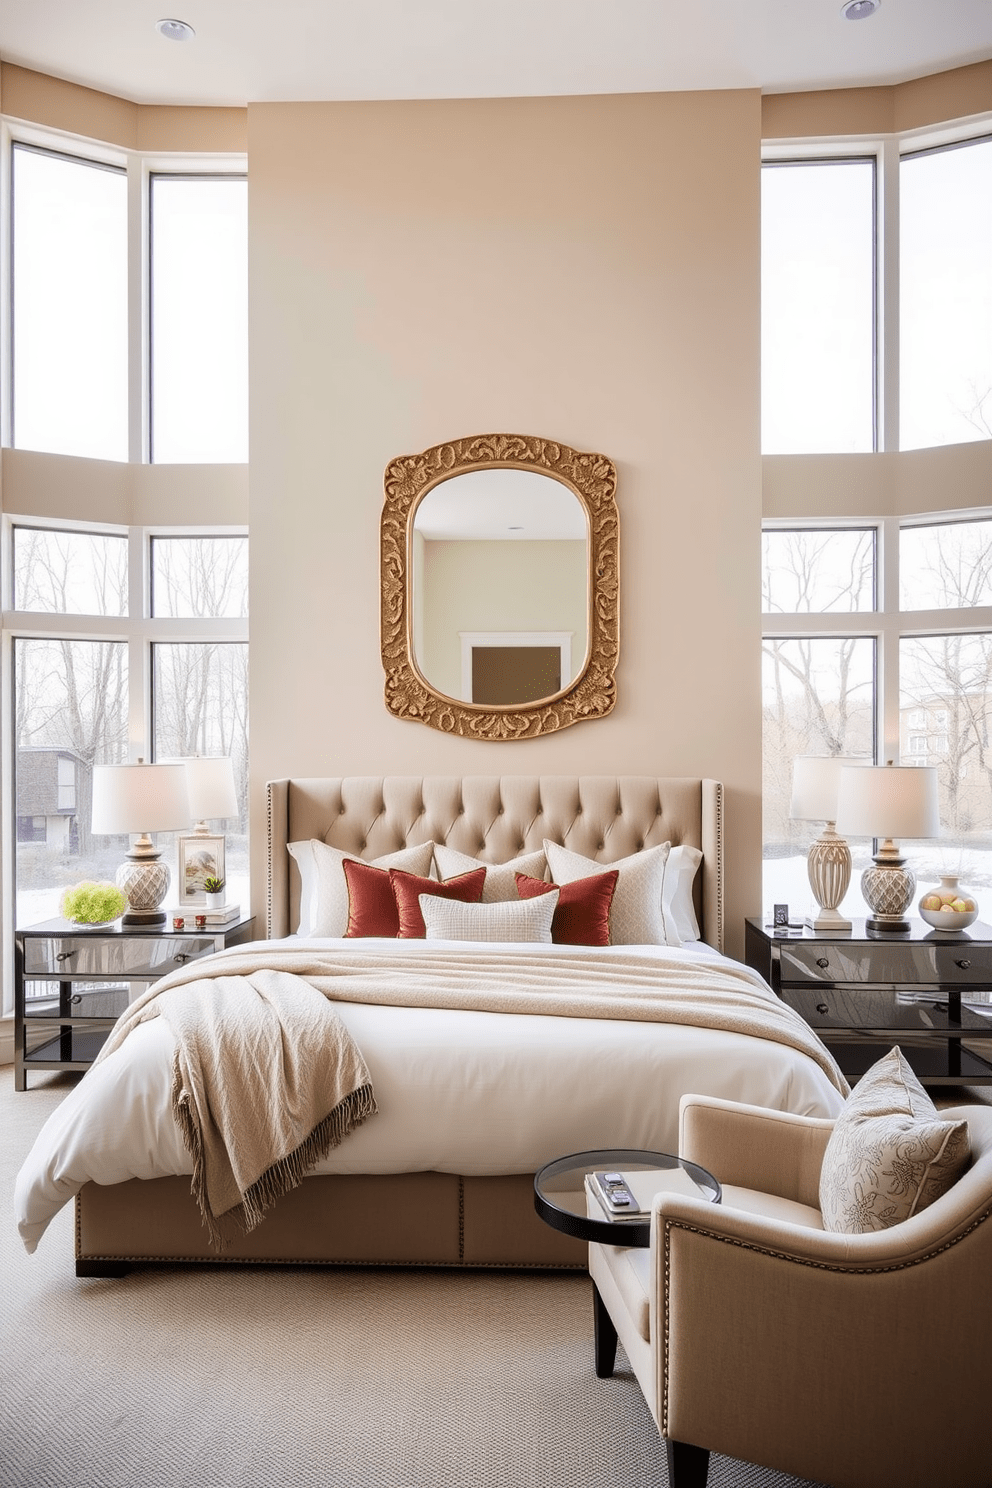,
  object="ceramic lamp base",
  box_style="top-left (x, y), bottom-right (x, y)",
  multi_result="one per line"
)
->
top-left (116, 854), bottom-right (171, 927)
top-left (861, 854), bottom-right (915, 934)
